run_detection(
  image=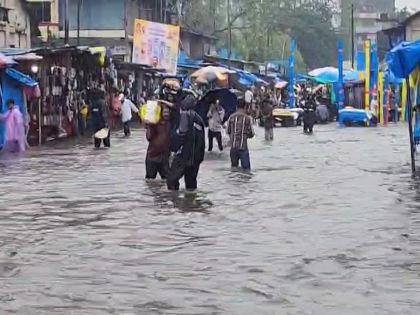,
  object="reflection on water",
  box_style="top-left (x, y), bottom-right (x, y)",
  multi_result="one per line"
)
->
top-left (1, 125), bottom-right (420, 315)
